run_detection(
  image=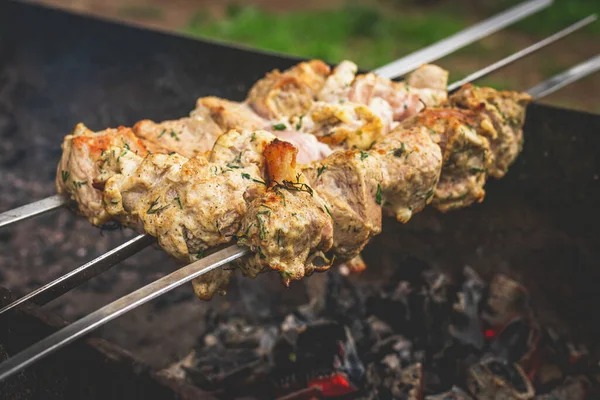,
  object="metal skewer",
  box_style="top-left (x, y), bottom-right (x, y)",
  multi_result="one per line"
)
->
top-left (374, 0), bottom-right (552, 78)
top-left (0, 0), bottom-right (554, 230)
top-left (1, 53), bottom-right (599, 383)
top-left (0, 18), bottom-right (593, 318)
top-left (448, 14), bottom-right (597, 92)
